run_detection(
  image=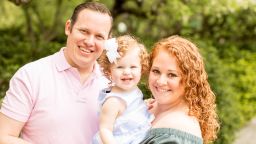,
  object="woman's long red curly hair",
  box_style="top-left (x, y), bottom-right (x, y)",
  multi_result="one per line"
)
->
top-left (149, 35), bottom-right (220, 143)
